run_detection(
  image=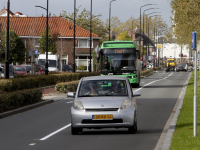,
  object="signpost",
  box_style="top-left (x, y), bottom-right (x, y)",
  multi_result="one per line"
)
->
top-left (192, 31), bottom-right (197, 137)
